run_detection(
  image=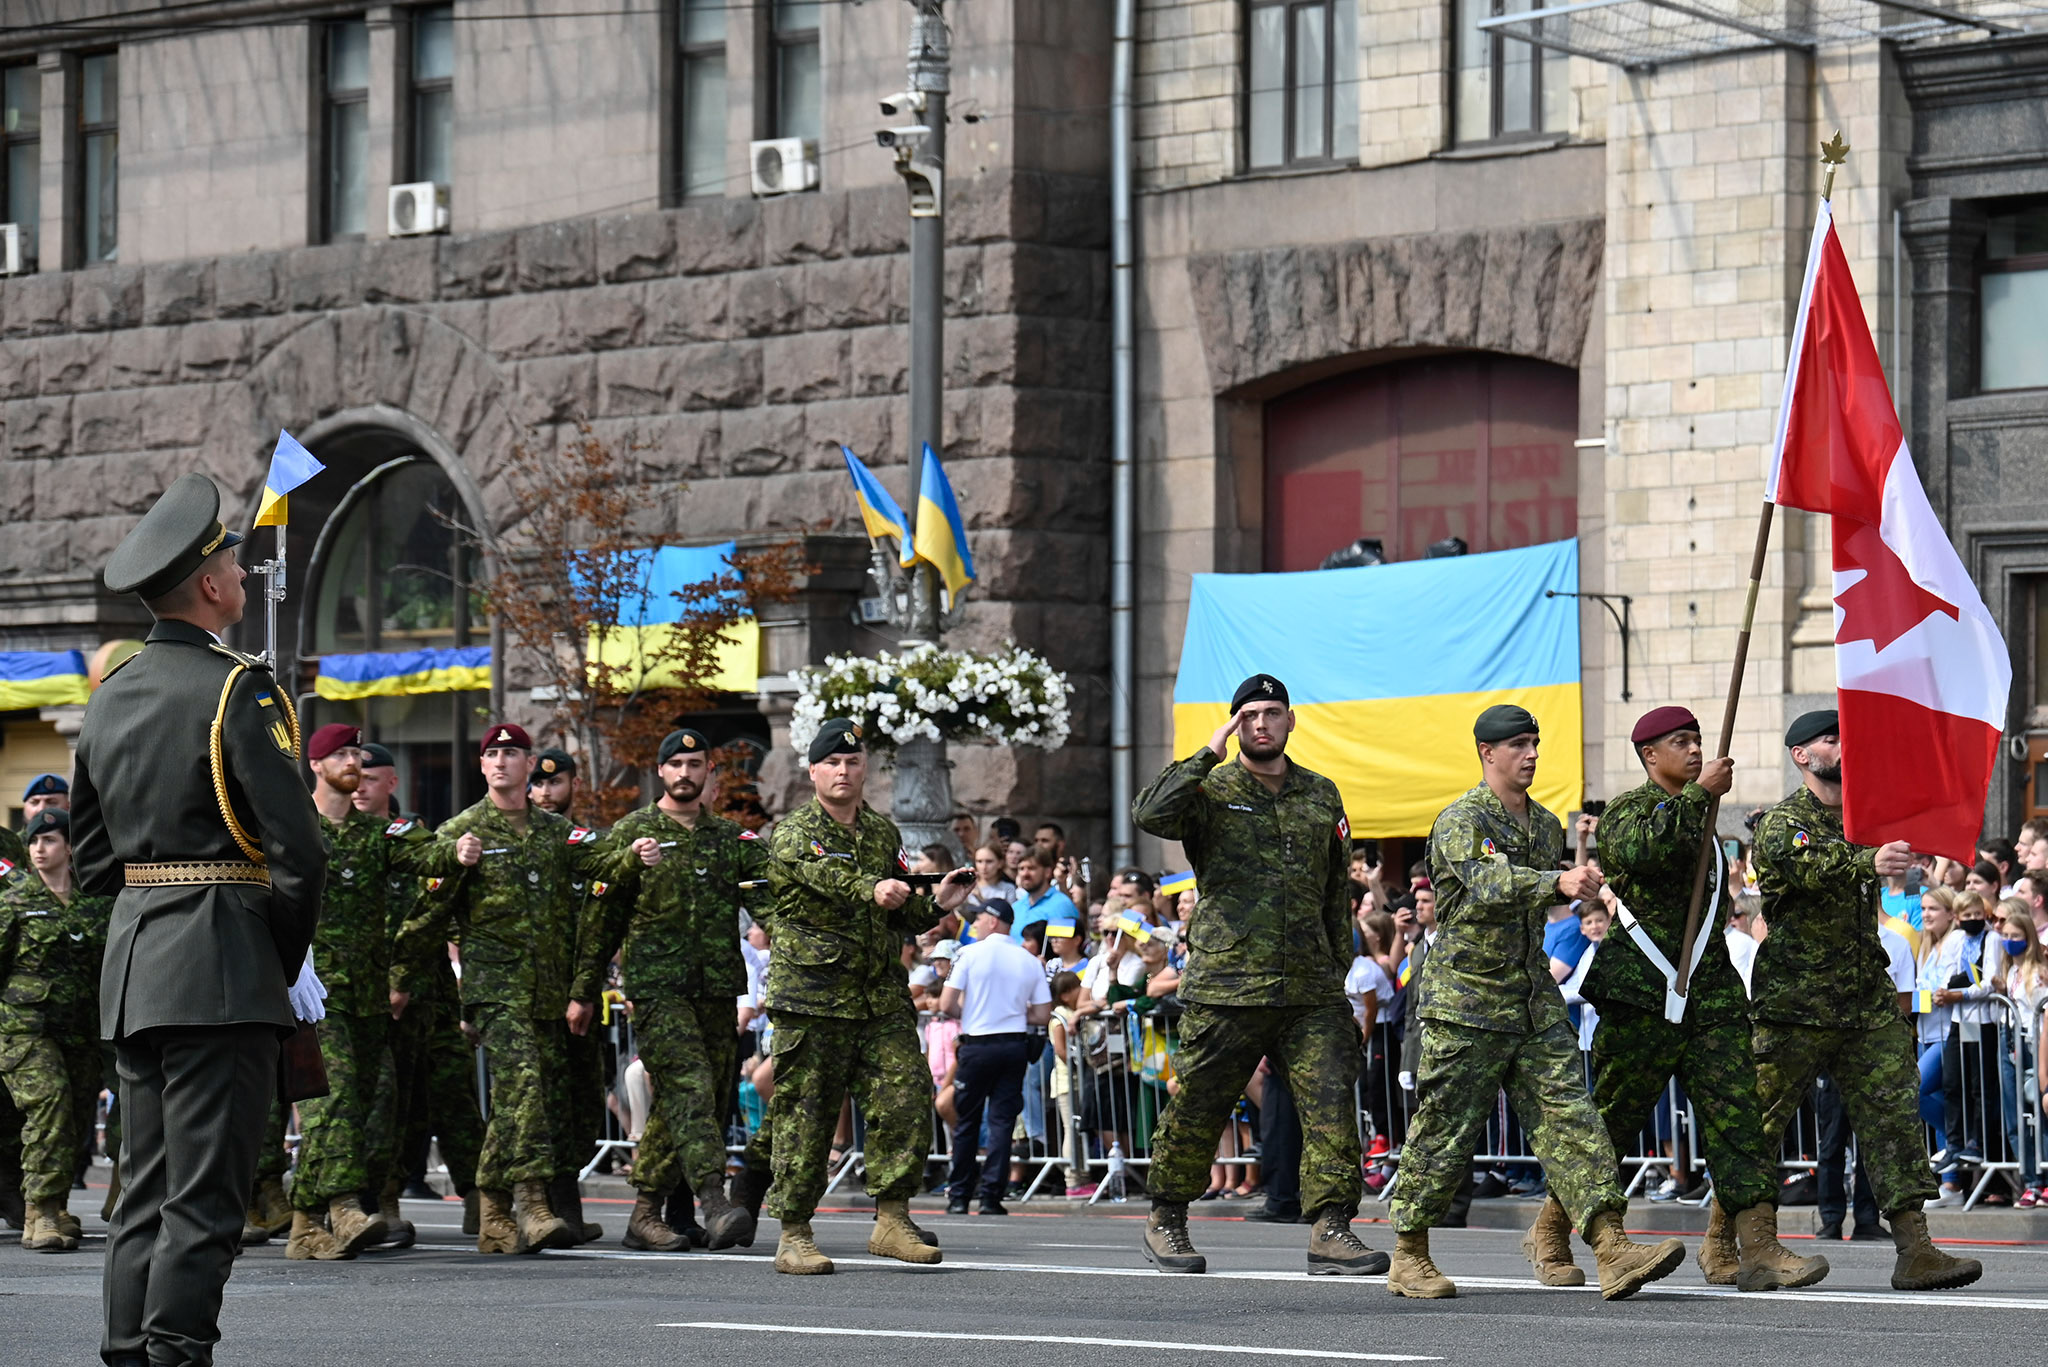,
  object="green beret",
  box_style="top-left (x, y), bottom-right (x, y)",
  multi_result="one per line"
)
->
top-left (1784, 709), bottom-right (1839, 749)
top-left (104, 474), bottom-right (245, 600)
top-left (1474, 704), bottom-right (1540, 744)
top-left (533, 748), bottom-right (576, 778)
top-left (659, 729), bottom-right (710, 764)
top-left (807, 718), bottom-right (865, 765)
